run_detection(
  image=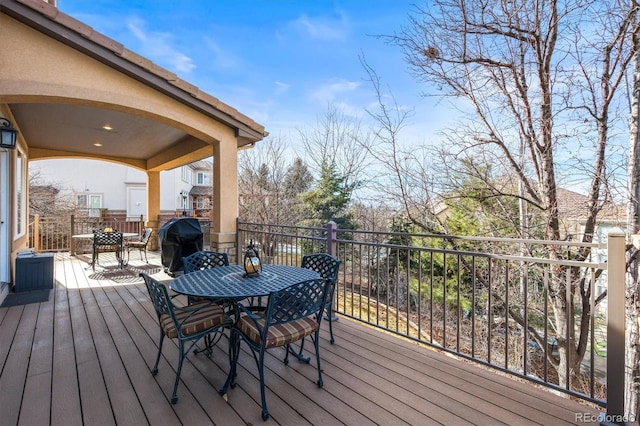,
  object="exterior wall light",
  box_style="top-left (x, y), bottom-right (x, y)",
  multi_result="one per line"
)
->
top-left (0, 118), bottom-right (18, 149)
